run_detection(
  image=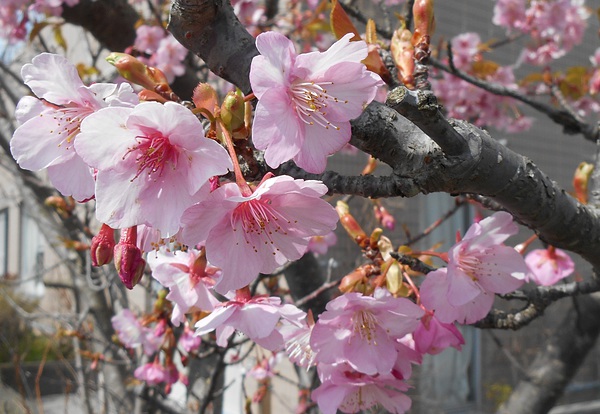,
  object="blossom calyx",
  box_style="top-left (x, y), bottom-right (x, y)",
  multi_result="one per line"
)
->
top-left (192, 83), bottom-right (219, 116)
top-left (114, 227), bottom-right (146, 289)
top-left (91, 223), bottom-right (116, 266)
